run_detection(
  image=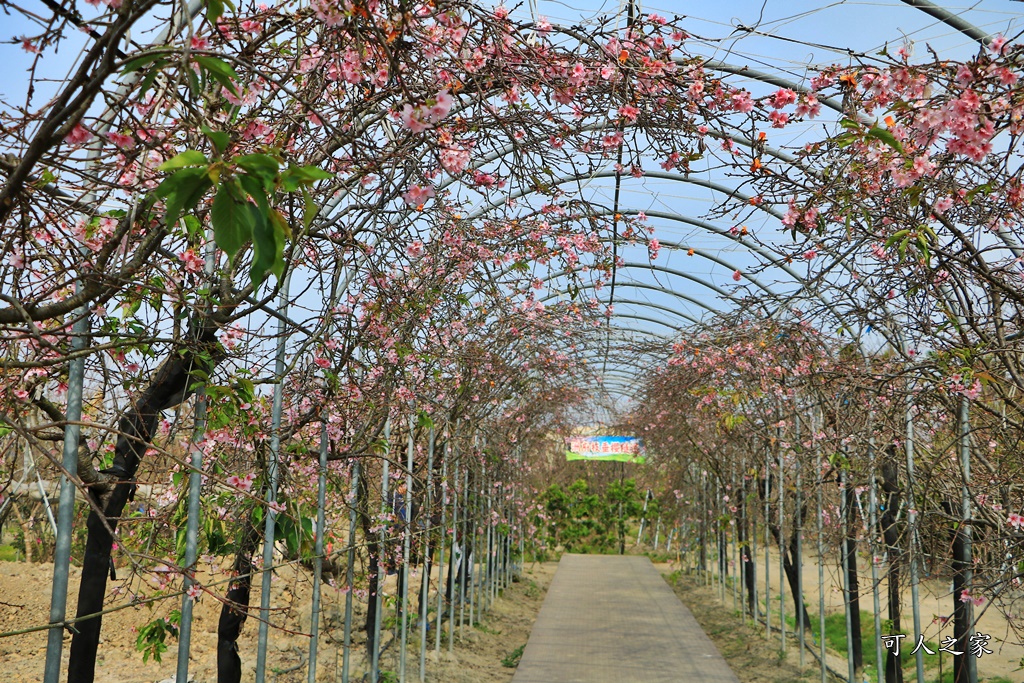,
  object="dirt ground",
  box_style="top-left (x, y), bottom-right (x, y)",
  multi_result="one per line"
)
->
top-left (661, 545), bottom-right (1024, 683)
top-left (0, 558), bottom-right (557, 682)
